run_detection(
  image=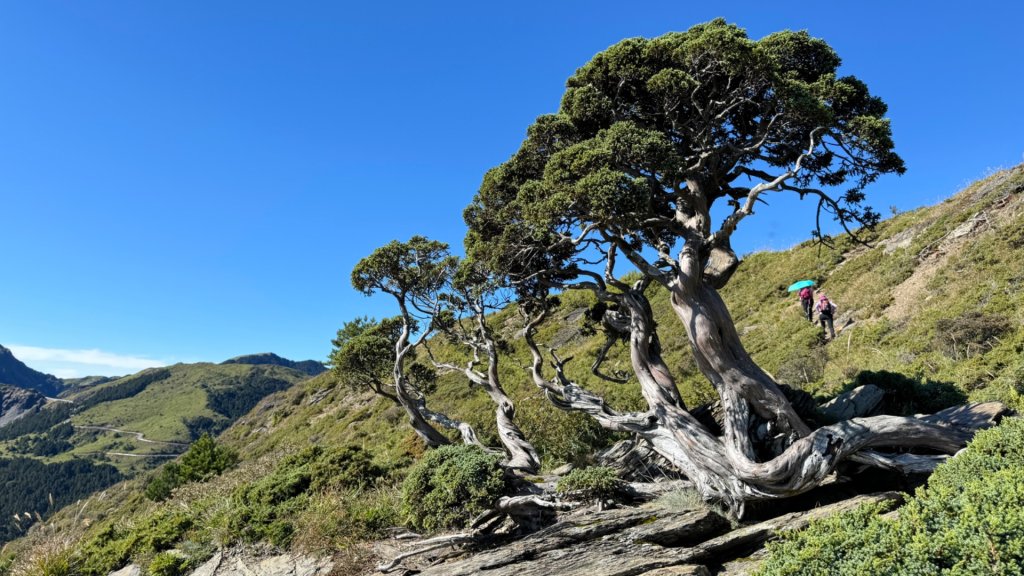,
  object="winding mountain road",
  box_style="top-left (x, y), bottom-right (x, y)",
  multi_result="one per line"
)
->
top-left (73, 425), bottom-right (190, 447)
